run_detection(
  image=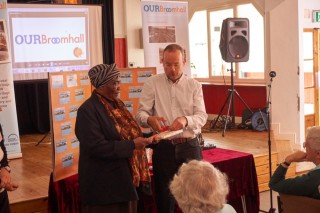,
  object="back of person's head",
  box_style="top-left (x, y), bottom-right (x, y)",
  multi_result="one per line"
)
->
top-left (169, 160), bottom-right (229, 213)
top-left (306, 126), bottom-right (320, 151)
